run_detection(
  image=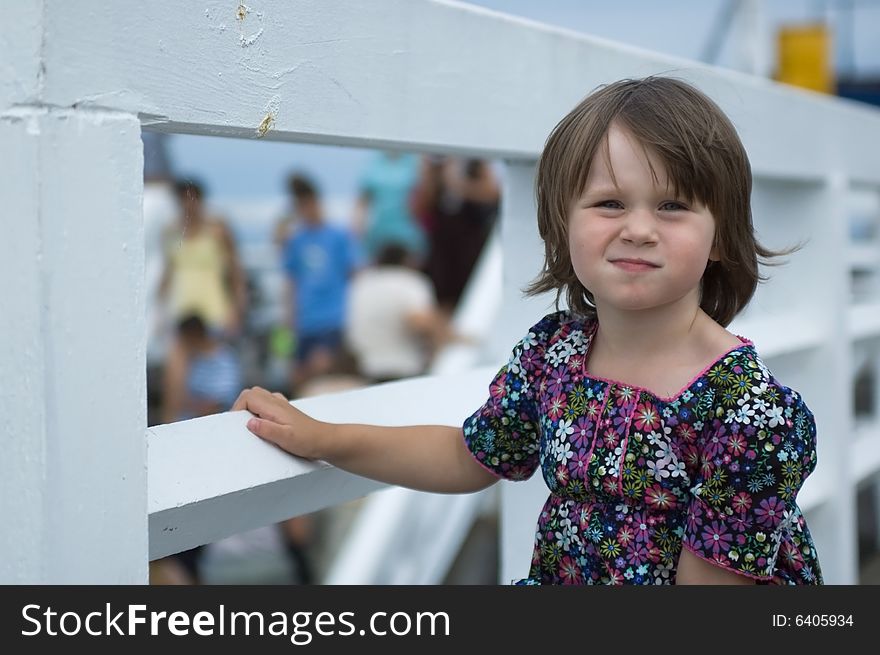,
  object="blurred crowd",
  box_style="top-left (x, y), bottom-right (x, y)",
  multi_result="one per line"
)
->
top-left (144, 149), bottom-right (500, 585)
